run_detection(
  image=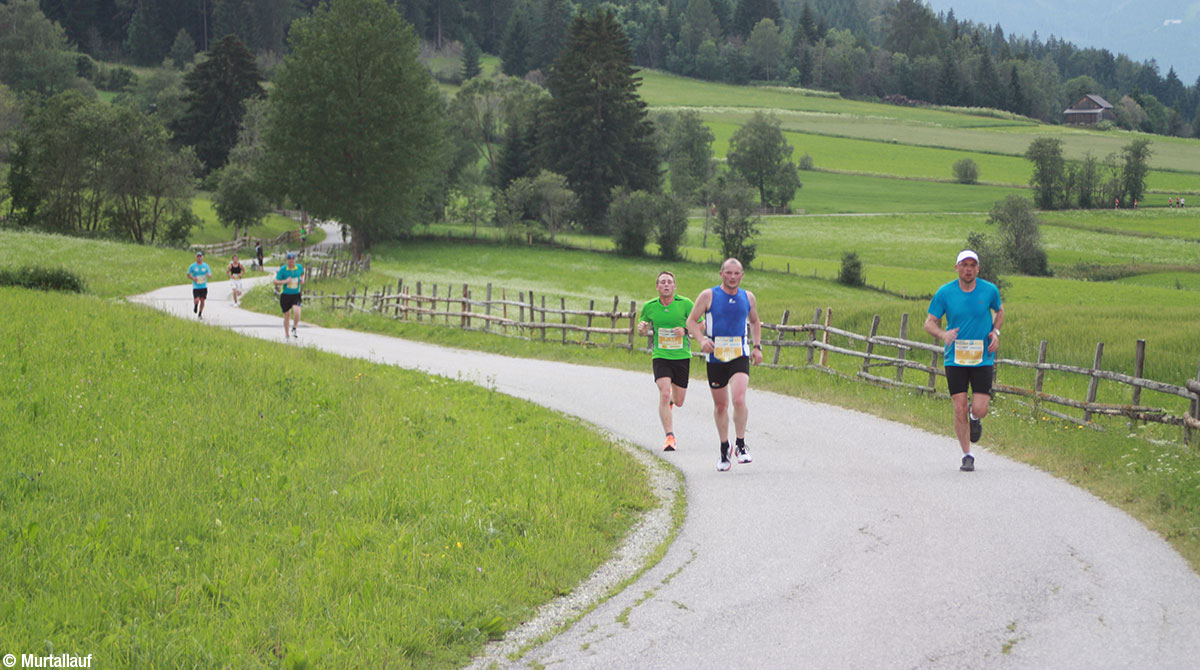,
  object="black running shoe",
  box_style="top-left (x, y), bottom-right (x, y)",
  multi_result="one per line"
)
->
top-left (193, 303), bottom-right (198, 313)
top-left (960, 454), bottom-right (975, 471)
top-left (969, 417), bottom-right (982, 443)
